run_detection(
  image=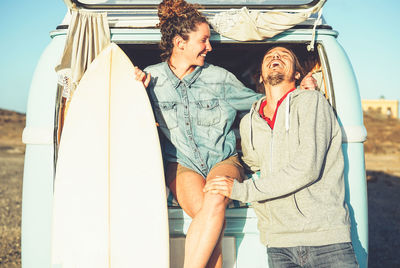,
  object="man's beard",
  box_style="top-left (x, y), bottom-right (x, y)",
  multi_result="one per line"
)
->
top-left (265, 73), bottom-right (285, 86)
